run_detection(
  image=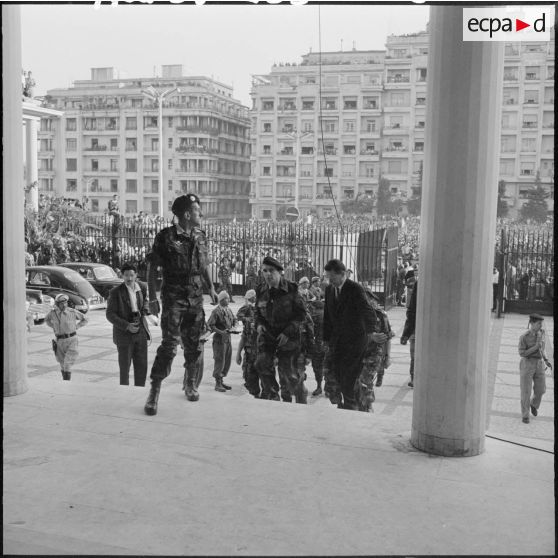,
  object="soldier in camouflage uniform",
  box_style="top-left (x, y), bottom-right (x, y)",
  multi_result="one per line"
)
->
top-left (255, 256), bottom-right (308, 404)
top-left (308, 276), bottom-right (326, 396)
top-left (144, 194), bottom-right (218, 416)
top-left (355, 289), bottom-right (394, 412)
top-left (236, 288), bottom-right (276, 398)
